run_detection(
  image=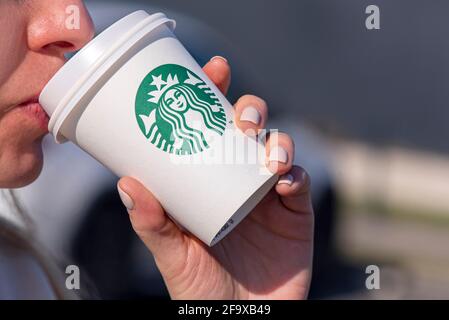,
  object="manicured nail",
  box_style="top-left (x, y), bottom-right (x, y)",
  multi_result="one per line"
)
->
top-left (210, 55), bottom-right (228, 63)
top-left (117, 185), bottom-right (134, 211)
top-left (269, 146), bottom-right (288, 164)
top-left (278, 173), bottom-right (294, 186)
top-left (242, 127), bottom-right (257, 137)
top-left (240, 106), bottom-right (261, 125)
